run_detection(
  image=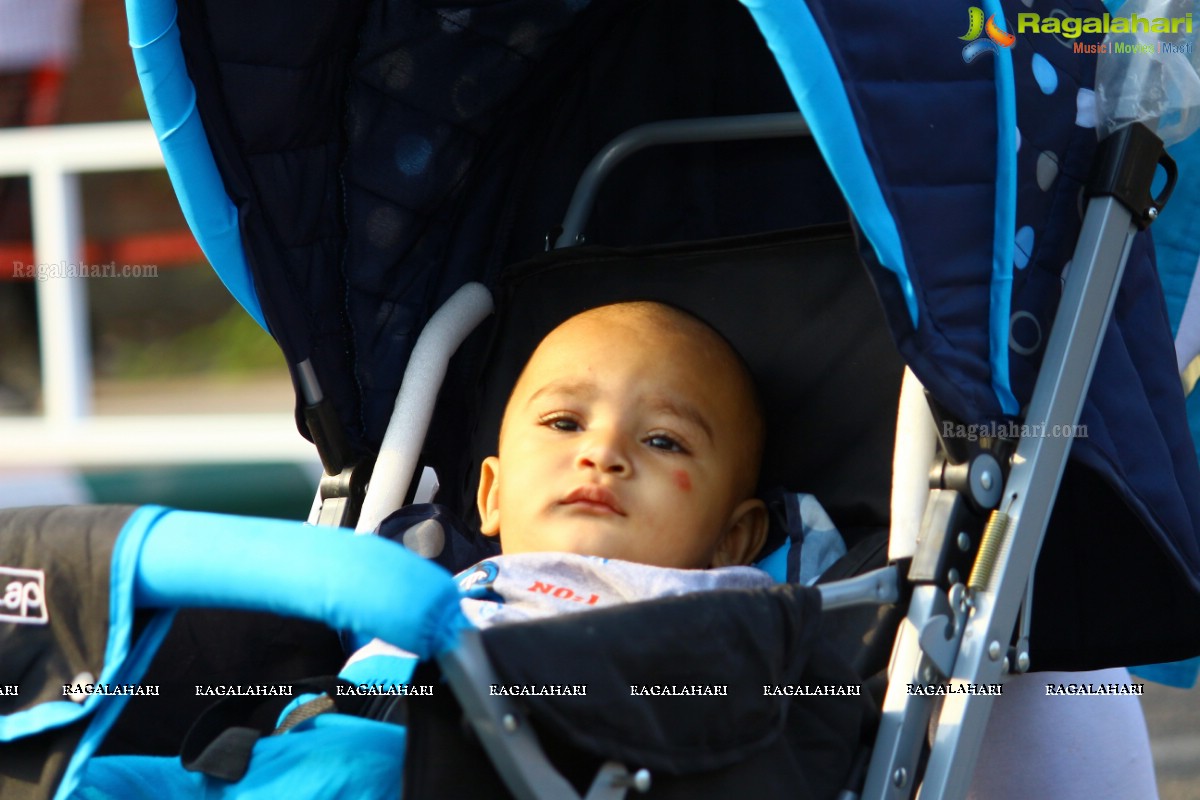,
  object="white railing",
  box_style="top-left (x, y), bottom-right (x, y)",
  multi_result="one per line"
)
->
top-left (0, 121), bottom-right (312, 467)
